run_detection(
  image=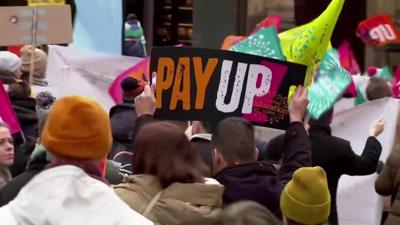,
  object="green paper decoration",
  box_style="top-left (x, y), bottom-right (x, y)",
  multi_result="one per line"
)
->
top-left (230, 27), bottom-right (285, 60)
top-left (307, 49), bottom-right (352, 119)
